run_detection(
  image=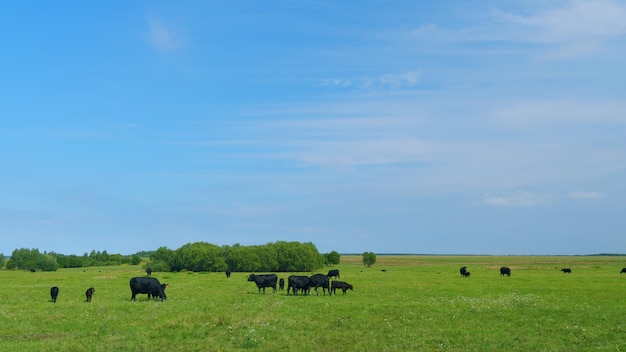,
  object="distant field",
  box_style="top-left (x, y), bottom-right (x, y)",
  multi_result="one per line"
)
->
top-left (1, 255), bottom-right (626, 351)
